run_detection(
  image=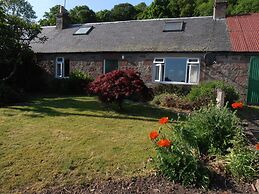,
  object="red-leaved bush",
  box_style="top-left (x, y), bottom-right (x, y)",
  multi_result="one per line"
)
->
top-left (89, 70), bottom-right (153, 107)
